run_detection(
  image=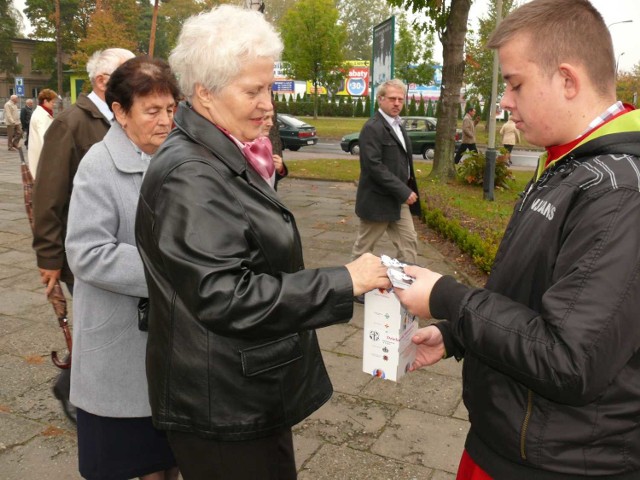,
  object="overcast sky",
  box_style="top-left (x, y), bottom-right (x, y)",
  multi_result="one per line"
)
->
top-left (12, 0), bottom-right (640, 72)
top-left (467, 0), bottom-right (639, 73)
